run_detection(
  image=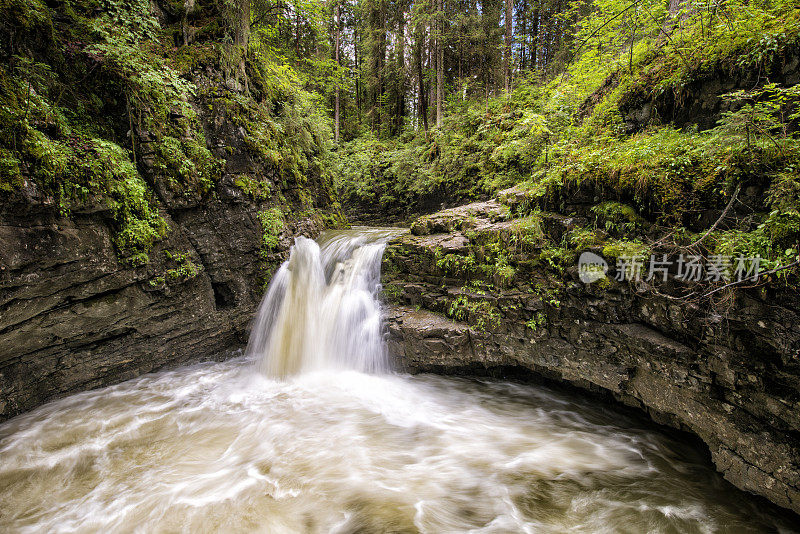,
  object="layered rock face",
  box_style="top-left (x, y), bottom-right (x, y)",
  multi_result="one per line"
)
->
top-left (382, 200), bottom-right (800, 514)
top-left (0, 189), bottom-right (320, 422)
top-left (0, 112), bottom-right (332, 424)
top-left (0, 0), bottom-right (341, 421)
